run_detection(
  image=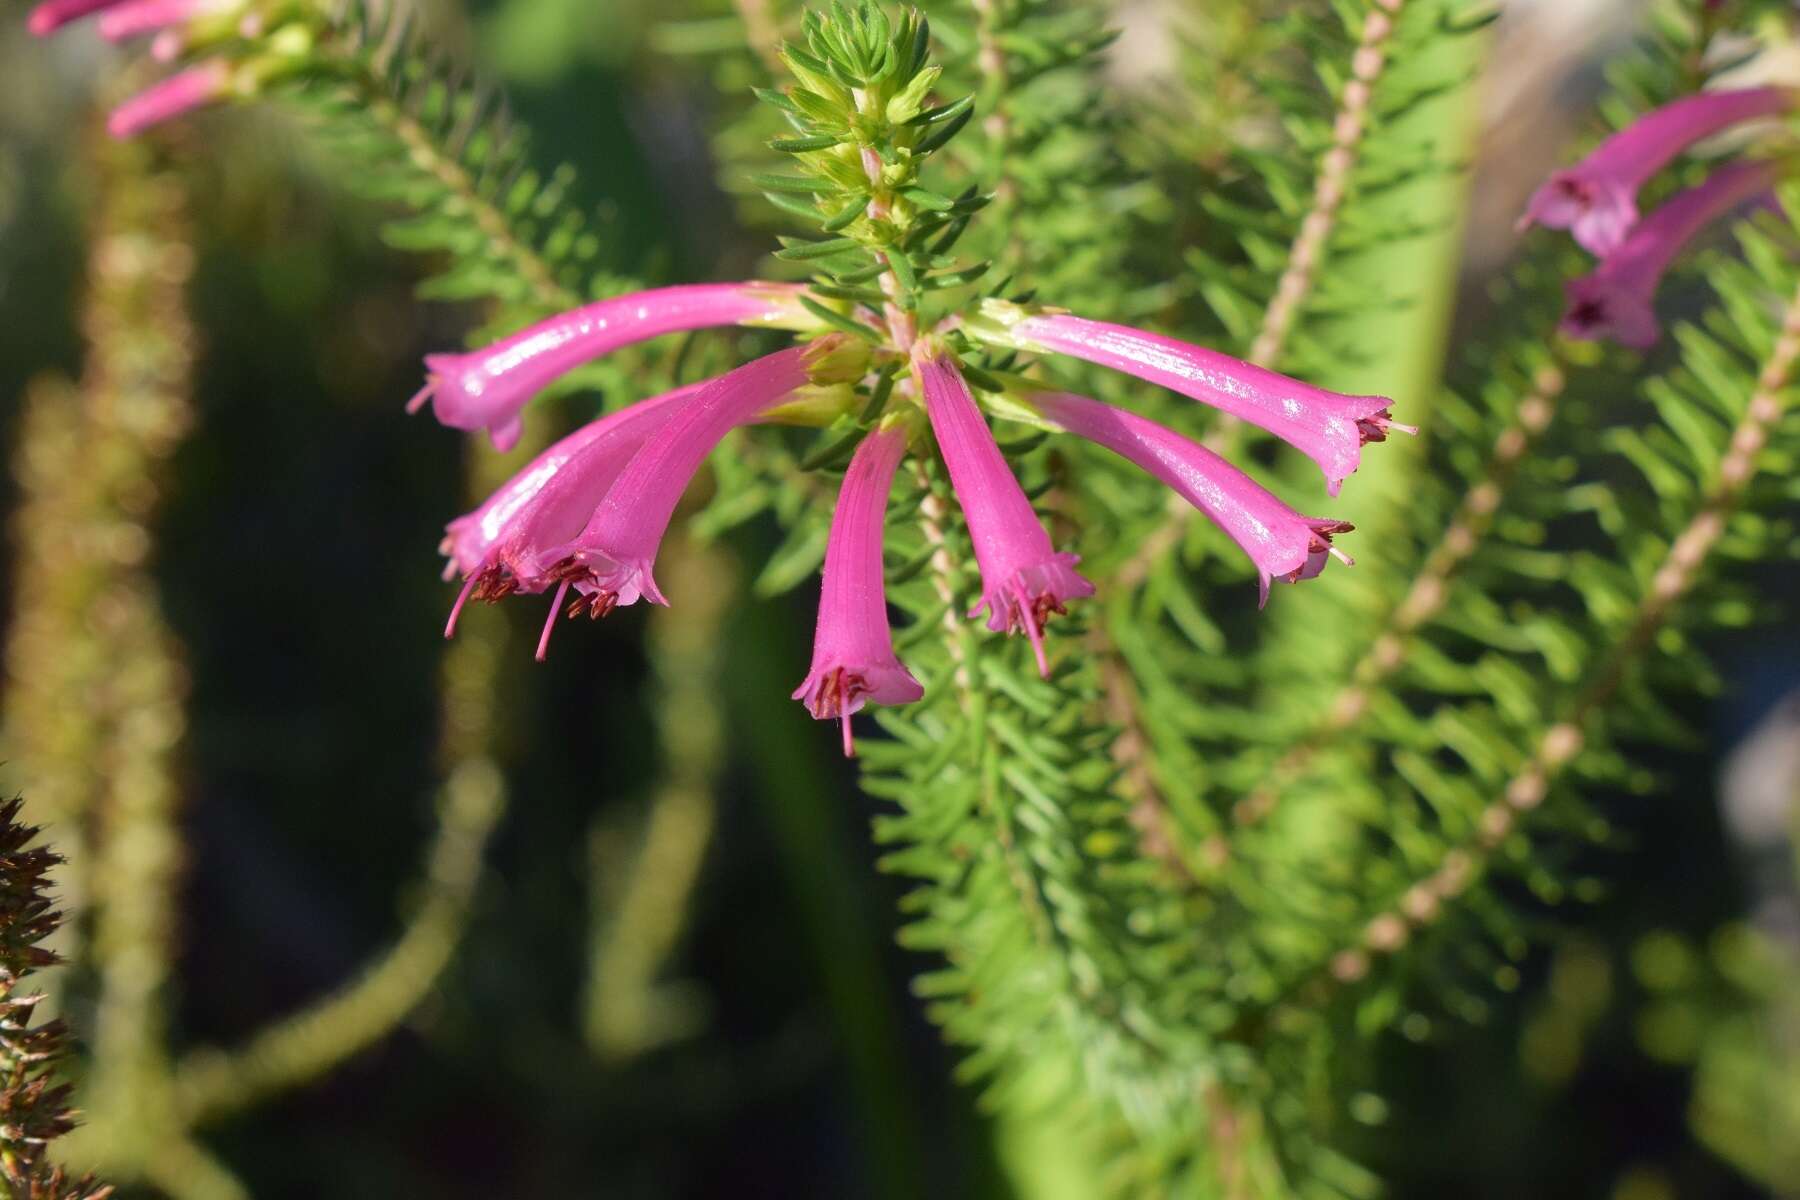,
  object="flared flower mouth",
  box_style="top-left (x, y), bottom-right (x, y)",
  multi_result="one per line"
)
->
top-left (1283, 518), bottom-right (1355, 579)
top-left (410, 350), bottom-right (526, 452)
top-left (1027, 389), bottom-right (1355, 606)
top-left (556, 550), bottom-right (666, 608)
top-left (1519, 88), bottom-right (1796, 258)
top-left (1354, 408), bottom-right (1416, 446)
top-left (1560, 275), bottom-right (1659, 349)
top-left (1522, 171), bottom-right (1638, 257)
top-left (791, 662), bottom-right (925, 756)
top-left (971, 554), bottom-right (1096, 677)
top-left (487, 551), bottom-right (667, 662)
top-left (1554, 159), bottom-right (1780, 350)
